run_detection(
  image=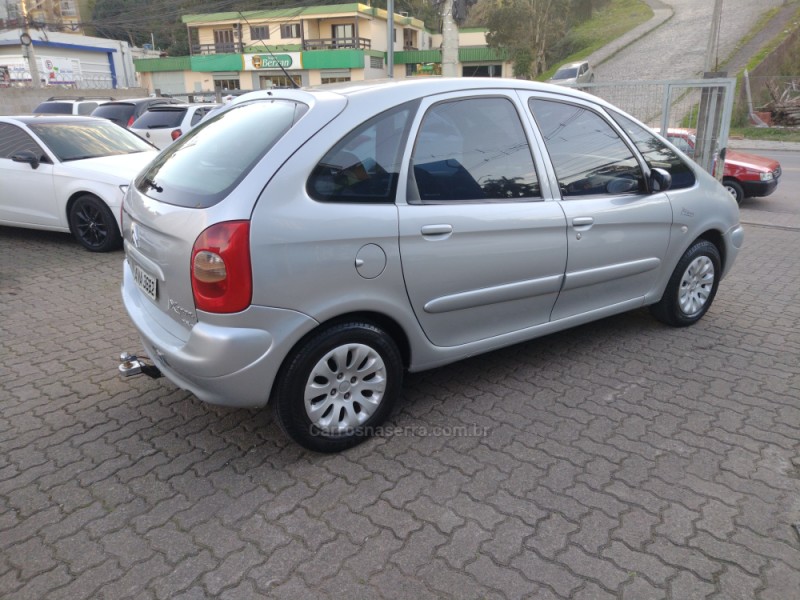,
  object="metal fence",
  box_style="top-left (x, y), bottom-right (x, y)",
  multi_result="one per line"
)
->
top-left (1, 72), bottom-right (116, 89)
